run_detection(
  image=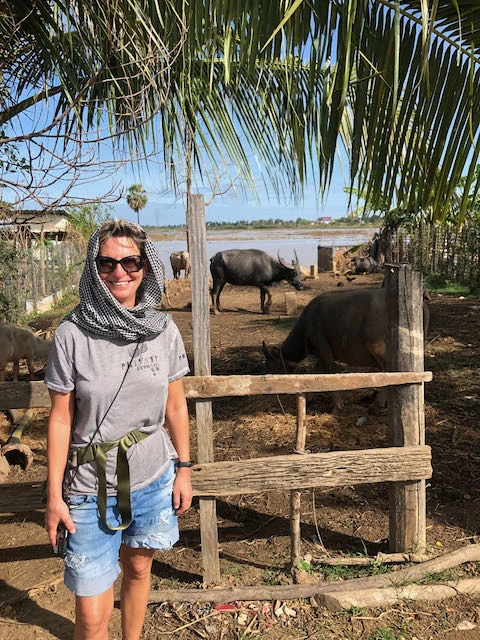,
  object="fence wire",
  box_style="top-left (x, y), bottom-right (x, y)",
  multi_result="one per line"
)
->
top-left (388, 223), bottom-right (480, 292)
top-left (0, 230), bottom-right (85, 323)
